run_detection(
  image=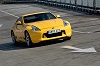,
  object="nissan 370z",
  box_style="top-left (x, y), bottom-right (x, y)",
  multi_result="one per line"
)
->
top-left (11, 12), bottom-right (72, 47)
